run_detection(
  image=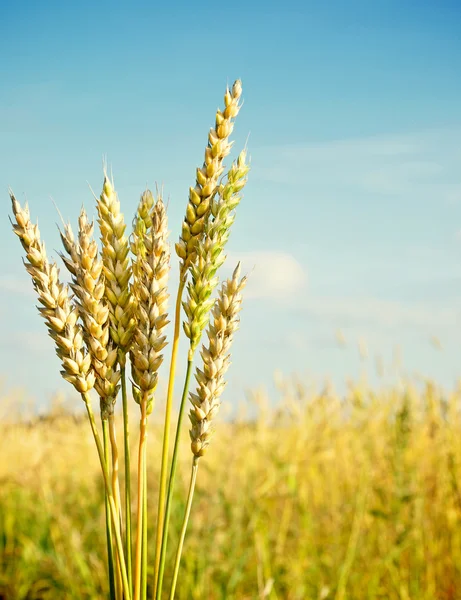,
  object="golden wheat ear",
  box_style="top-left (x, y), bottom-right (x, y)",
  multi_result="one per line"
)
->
top-left (176, 79), bottom-right (243, 271)
top-left (189, 262), bottom-right (246, 456)
top-left (97, 172), bottom-right (136, 364)
top-left (10, 192), bottom-right (95, 394)
top-left (59, 208), bottom-right (121, 417)
top-left (130, 191), bottom-right (170, 411)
